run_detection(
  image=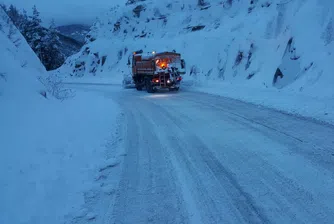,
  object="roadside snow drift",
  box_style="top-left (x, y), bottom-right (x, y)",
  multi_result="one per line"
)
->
top-left (0, 8), bottom-right (121, 224)
top-left (59, 0), bottom-right (334, 123)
